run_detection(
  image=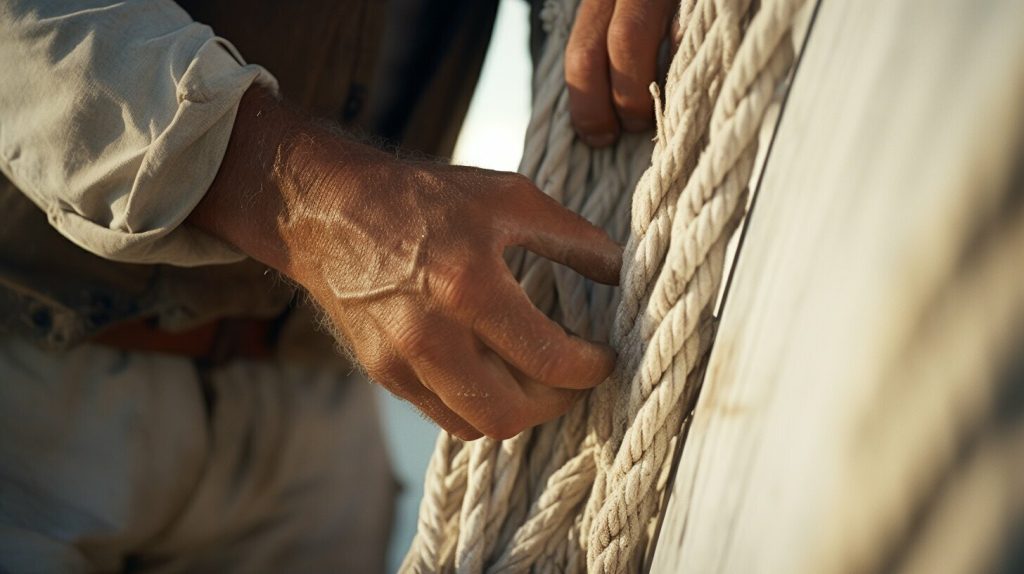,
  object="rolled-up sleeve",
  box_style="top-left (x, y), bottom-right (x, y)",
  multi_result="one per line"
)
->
top-left (0, 0), bottom-right (278, 265)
